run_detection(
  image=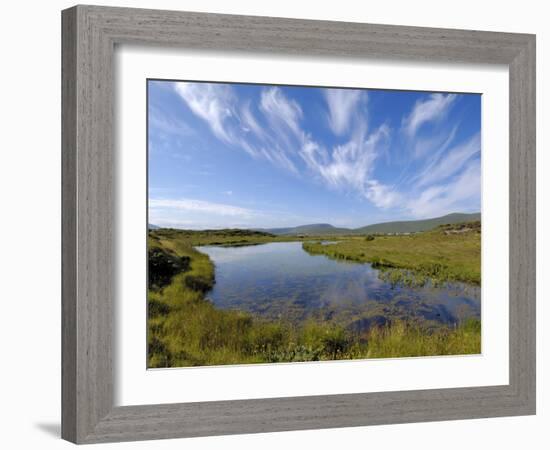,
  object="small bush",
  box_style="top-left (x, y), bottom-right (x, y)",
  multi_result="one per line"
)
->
top-left (322, 327), bottom-right (350, 359)
top-left (148, 247), bottom-right (190, 289)
top-left (148, 297), bottom-right (170, 317)
top-left (184, 275), bottom-right (213, 293)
